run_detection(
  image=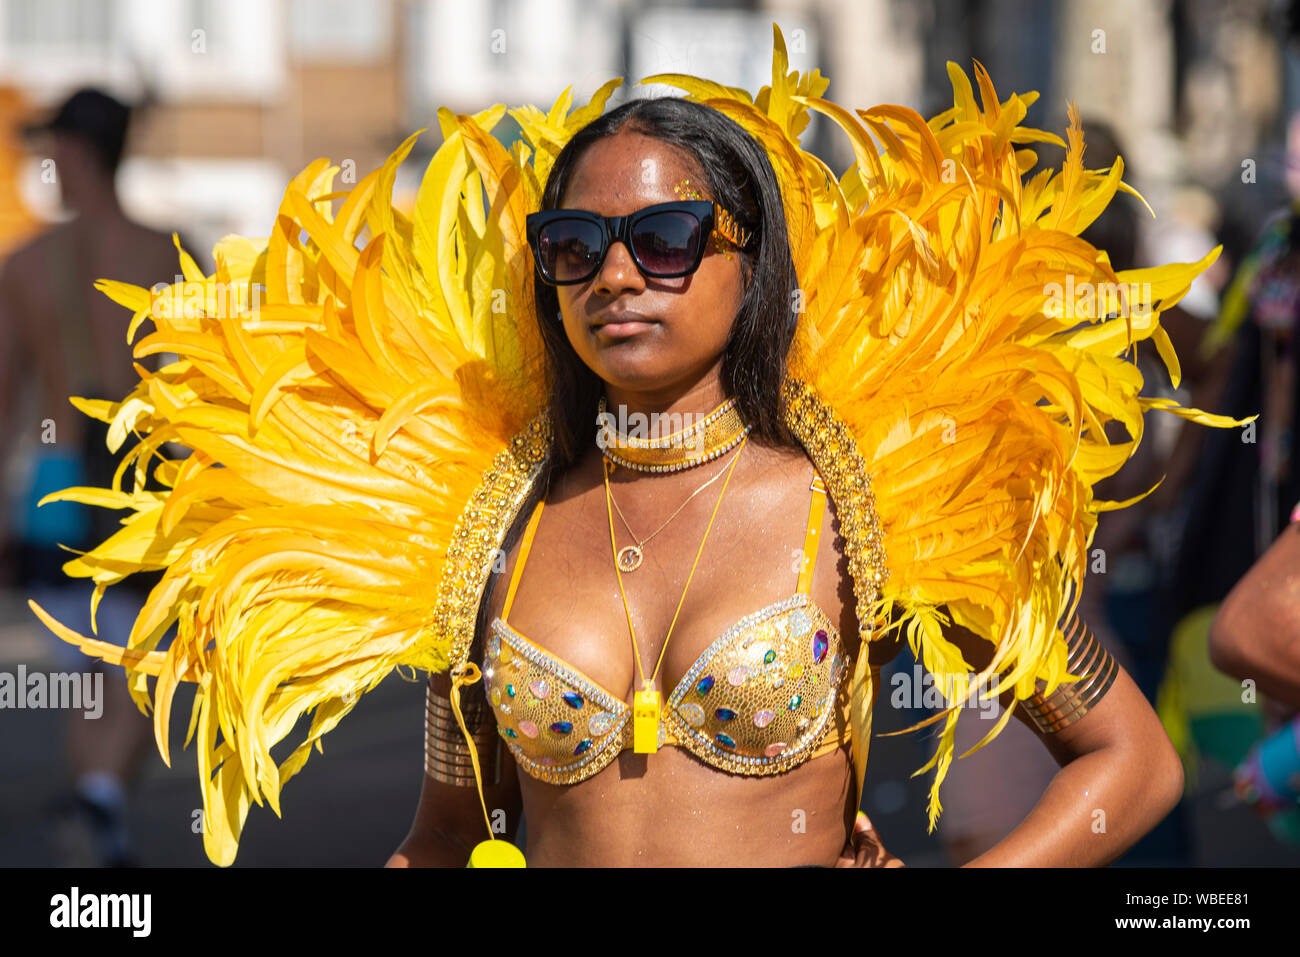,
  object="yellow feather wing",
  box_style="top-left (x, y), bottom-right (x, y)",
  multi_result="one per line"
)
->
top-left (24, 84), bottom-right (623, 865)
top-left (651, 23), bottom-right (1254, 832)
